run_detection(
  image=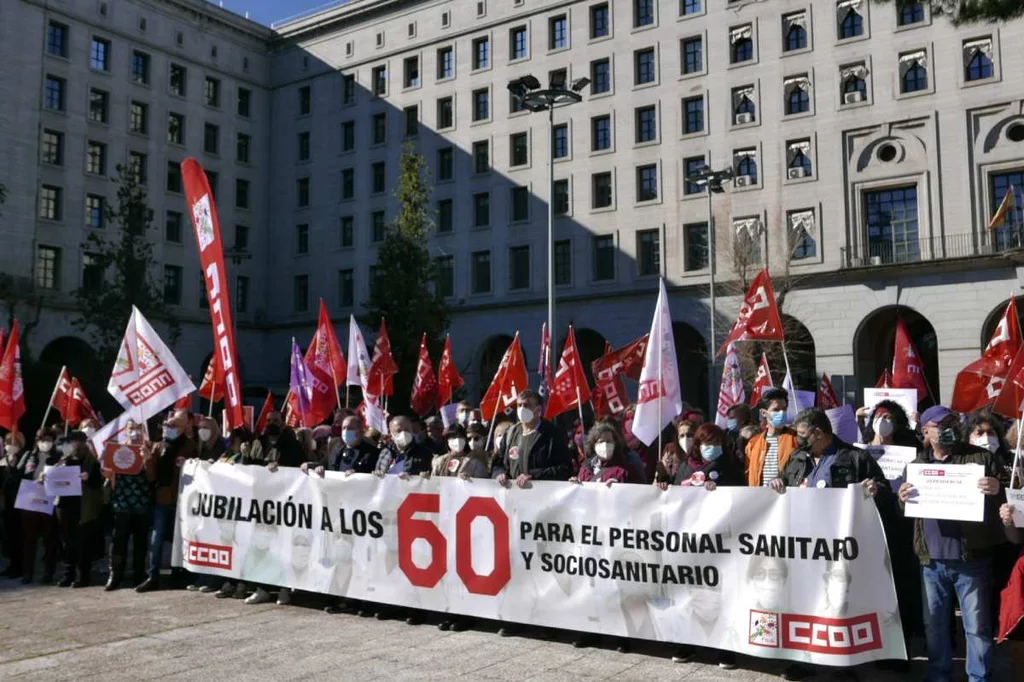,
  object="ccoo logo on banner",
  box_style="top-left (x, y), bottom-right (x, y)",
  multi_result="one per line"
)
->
top-left (173, 463), bottom-right (906, 666)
